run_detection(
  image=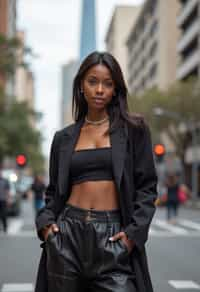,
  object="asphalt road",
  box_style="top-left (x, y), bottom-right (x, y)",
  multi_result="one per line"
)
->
top-left (0, 199), bottom-right (200, 292)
